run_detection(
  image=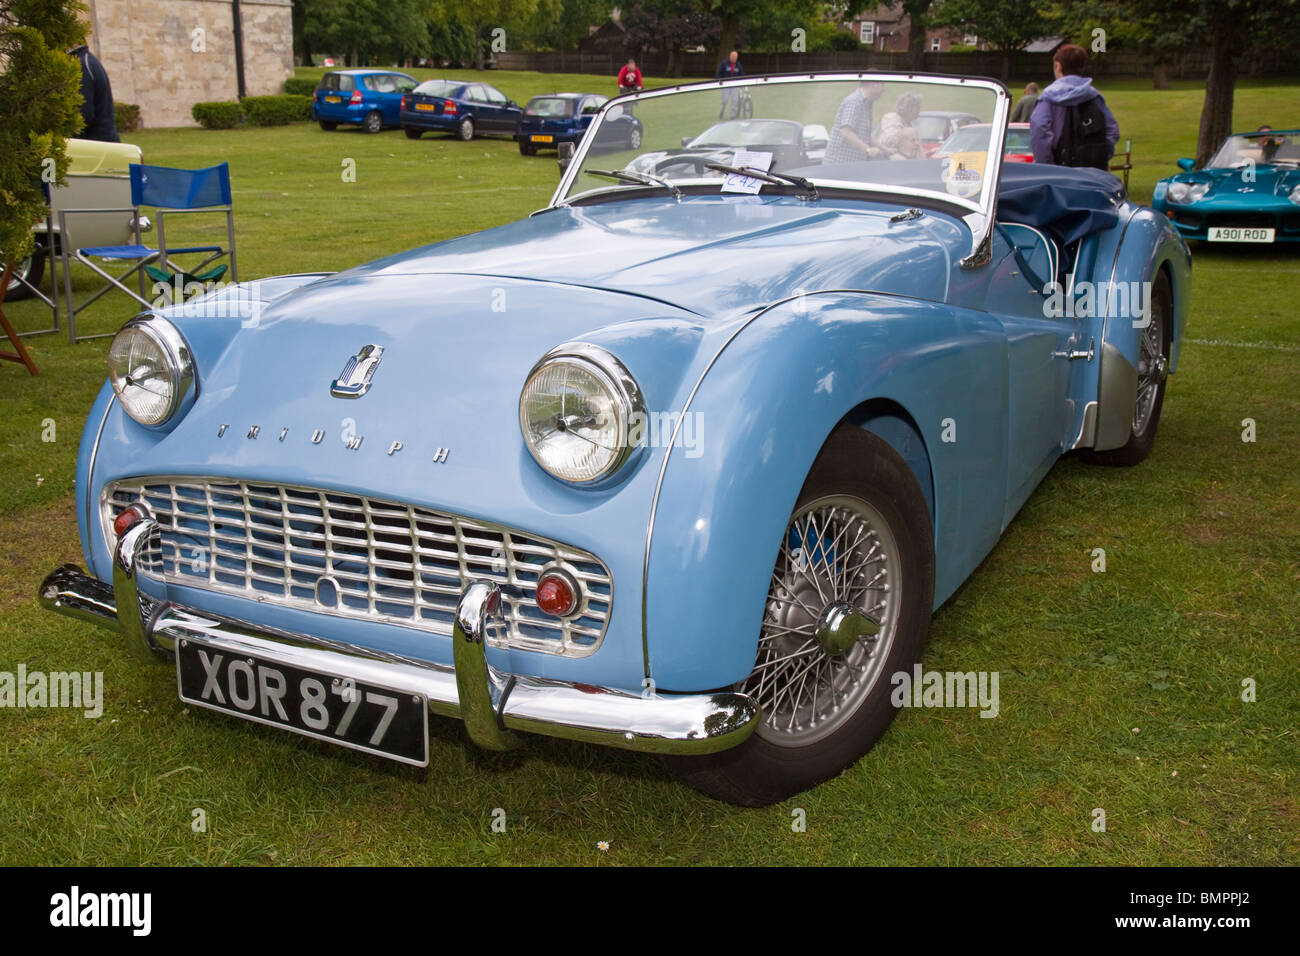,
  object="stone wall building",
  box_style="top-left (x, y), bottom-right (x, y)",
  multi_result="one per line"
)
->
top-left (85, 0), bottom-right (294, 128)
